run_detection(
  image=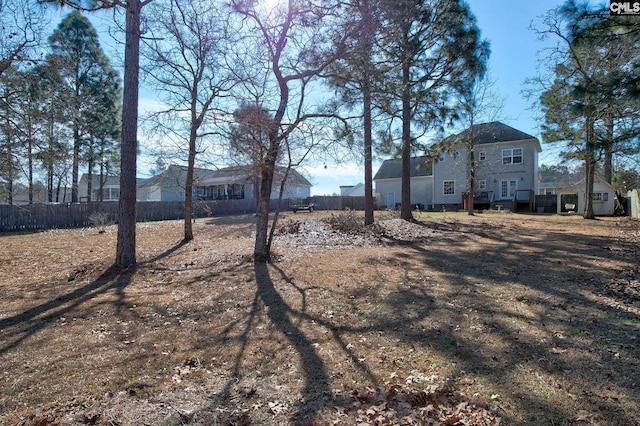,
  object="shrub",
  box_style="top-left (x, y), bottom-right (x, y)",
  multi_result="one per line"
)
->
top-left (321, 210), bottom-right (368, 235)
top-left (276, 219), bottom-right (302, 235)
top-left (88, 211), bottom-right (113, 233)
